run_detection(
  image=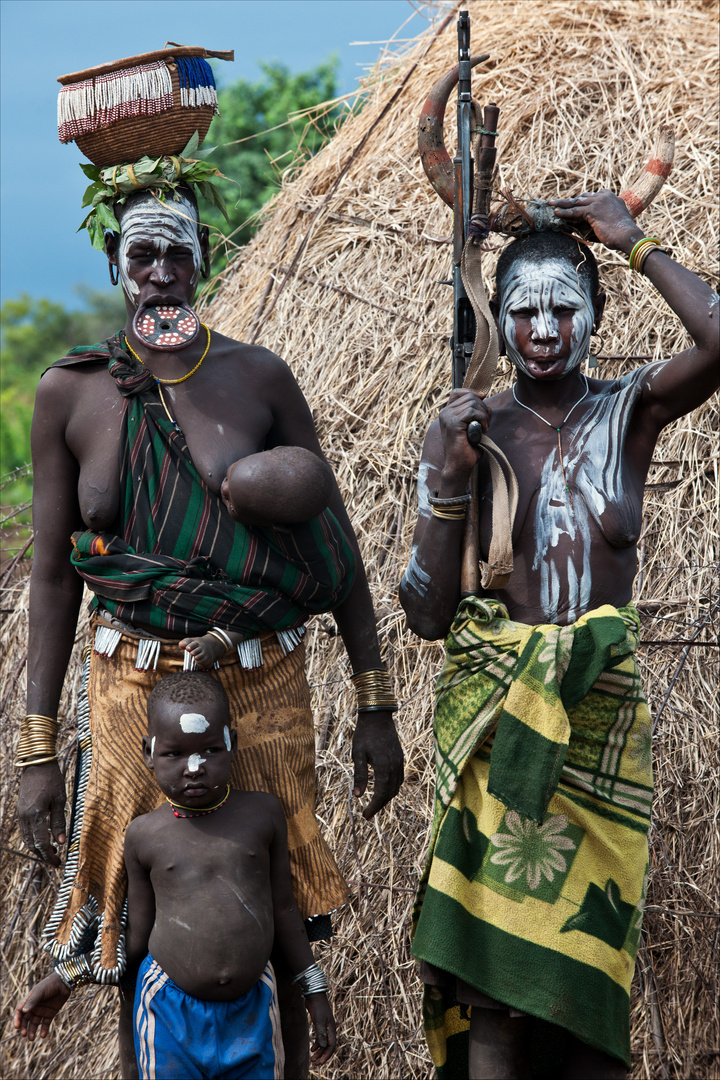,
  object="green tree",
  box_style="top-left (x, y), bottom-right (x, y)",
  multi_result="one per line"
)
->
top-left (202, 58), bottom-right (342, 269)
top-left (1, 289), bottom-right (126, 481)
